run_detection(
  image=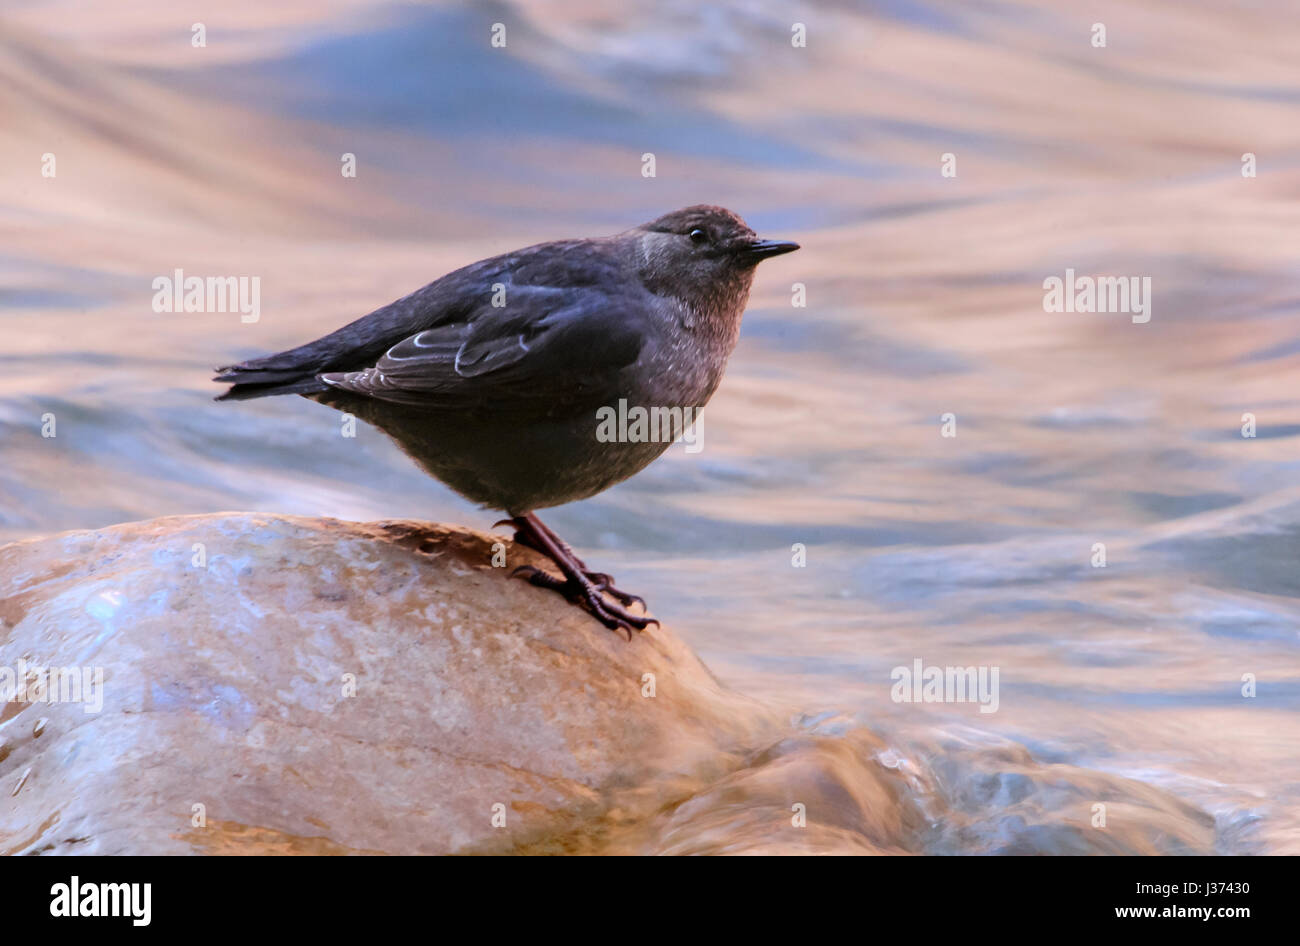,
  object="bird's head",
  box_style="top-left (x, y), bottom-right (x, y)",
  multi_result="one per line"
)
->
top-left (630, 205), bottom-right (799, 318)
